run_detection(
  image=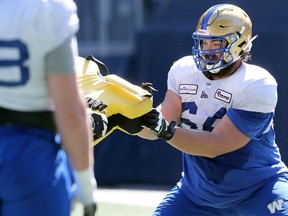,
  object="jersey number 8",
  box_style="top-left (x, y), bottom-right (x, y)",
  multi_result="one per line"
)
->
top-left (0, 40), bottom-right (29, 87)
